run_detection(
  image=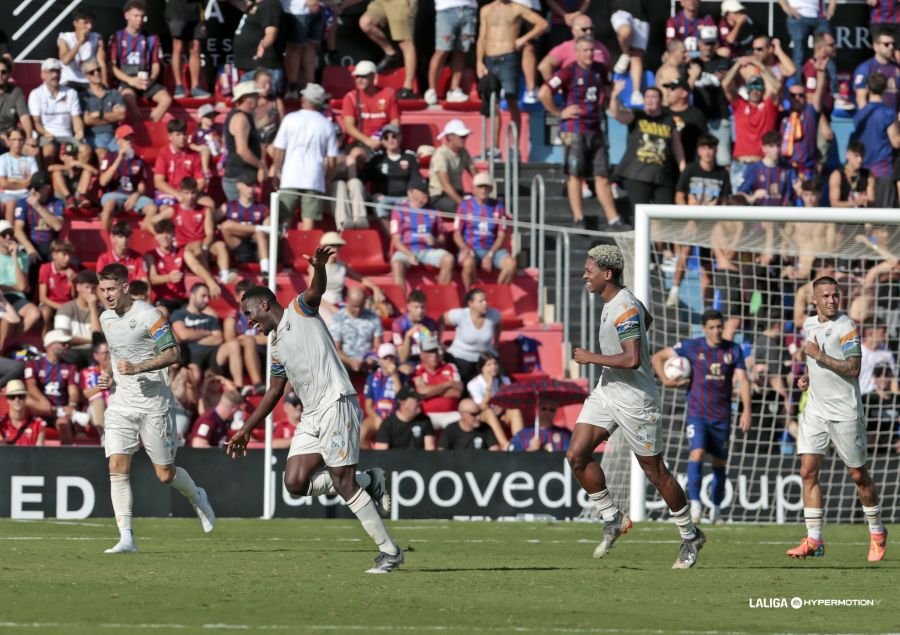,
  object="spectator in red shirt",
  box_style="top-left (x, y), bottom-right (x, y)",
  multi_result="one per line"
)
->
top-left (342, 61), bottom-right (401, 172)
top-left (108, 0), bottom-right (172, 122)
top-left (37, 239), bottom-right (75, 332)
top-left (412, 336), bottom-right (463, 430)
top-left (144, 218), bottom-right (220, 315)
top-left (97, 220), bottom-right (148, 282)
top-left (0, 379), bottom-right (46, 446)
top-left (163, 177), bottom-right (232, 284)
top-left (722, 57), bottom-right (781, 190)
top-left (98, 125), bottom-right (157, 233)
top-left (24, 329), bottom-right (81, 444)
top-left (151, 119), bottom-right (212, 227)
top-left (188, 389), bottom-right (241, 447)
